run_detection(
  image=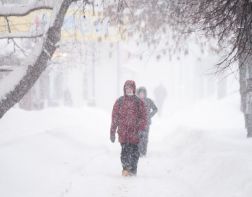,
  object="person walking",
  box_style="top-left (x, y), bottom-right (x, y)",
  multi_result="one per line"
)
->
top-left (137, 87), bottom-right (158, 157)
top-left (110, 80), bottom-right (147, 176)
